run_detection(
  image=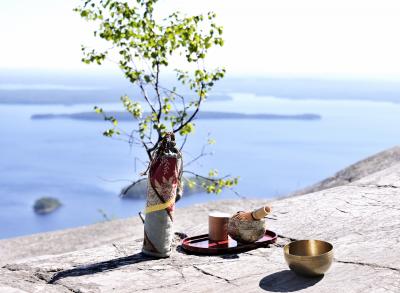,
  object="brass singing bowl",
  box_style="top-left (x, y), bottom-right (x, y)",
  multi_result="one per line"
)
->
top-left (284, 240), bottom-right (333, 277)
